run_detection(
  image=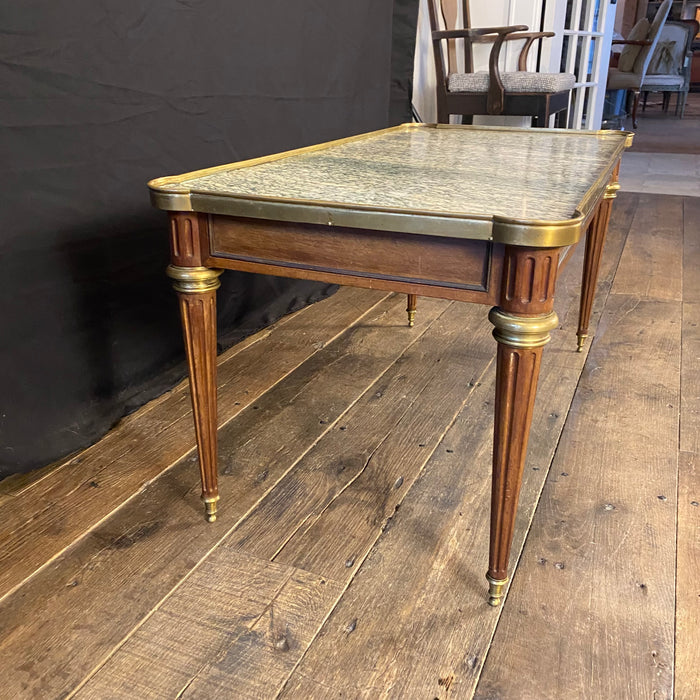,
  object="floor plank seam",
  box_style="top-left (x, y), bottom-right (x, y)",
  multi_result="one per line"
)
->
top-left (61, 293), bottom-right (453, 697)
top-left (0, 291), bottom-right (392, 608)
top-left (267, 349), bottom-right (452, 566)
top-left (173, 569), bottom-right (297, 700)
top-left (272, 357), bottom-right (498, 698)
